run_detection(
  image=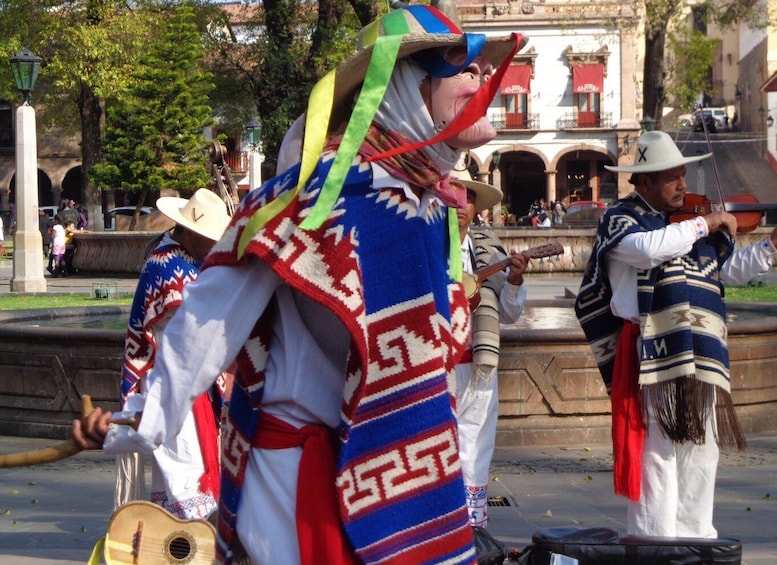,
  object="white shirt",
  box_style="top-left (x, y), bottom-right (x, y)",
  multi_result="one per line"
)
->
top-left (105, 164), bottom-right (443, 563)
top-left (461, 235), bottom-right (526, 324)
top-left (606, 214), bottom-right (776, 322)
